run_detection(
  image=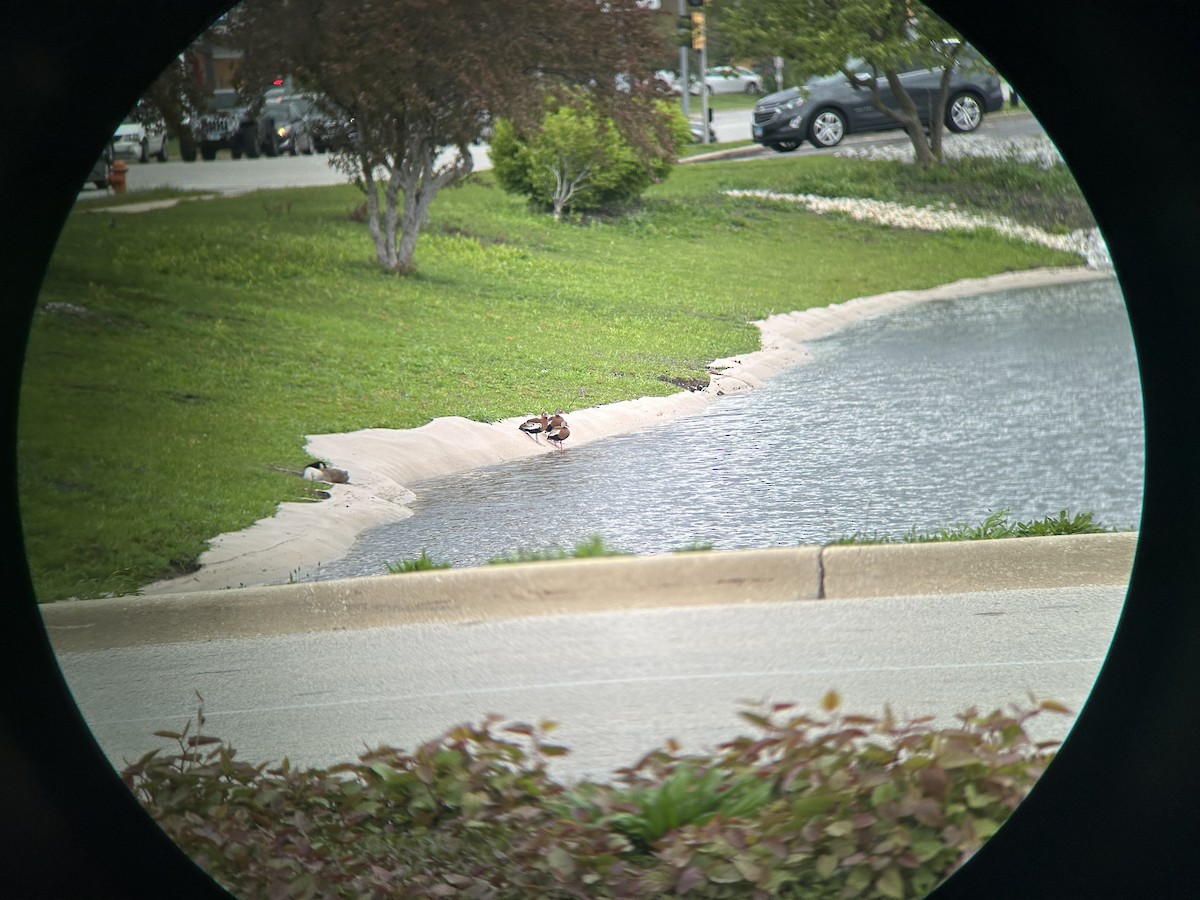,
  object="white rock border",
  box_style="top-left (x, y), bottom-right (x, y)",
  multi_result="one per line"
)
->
top-left (723, 189), bottom-right (1111, 270)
